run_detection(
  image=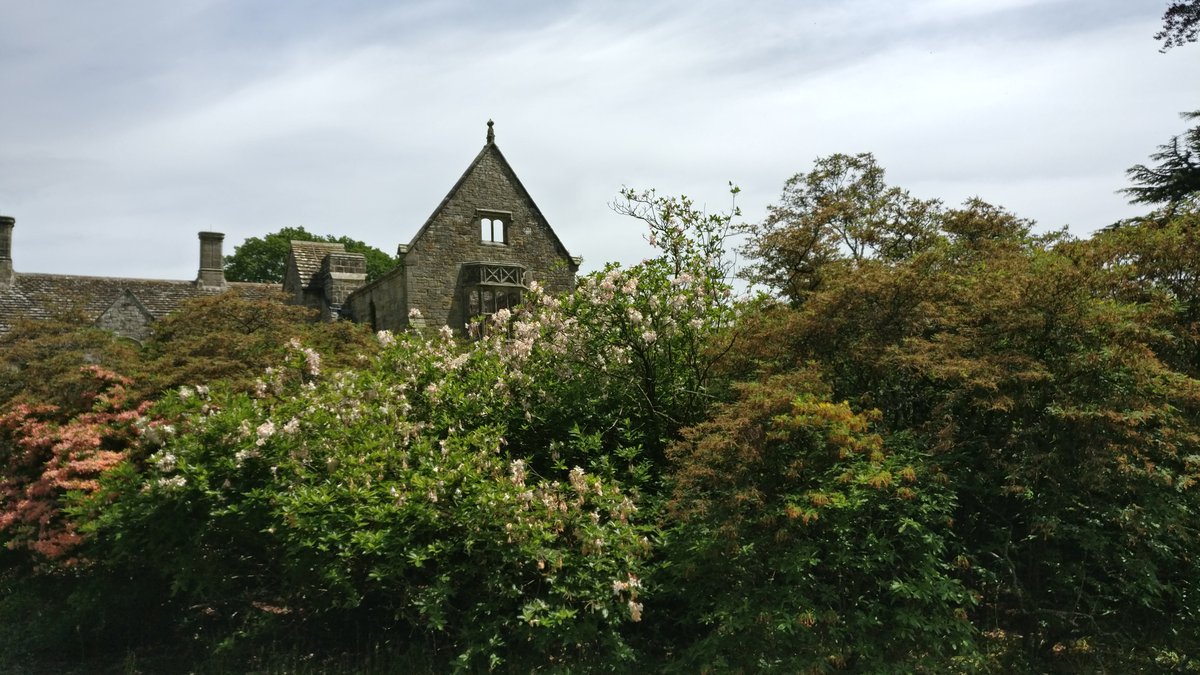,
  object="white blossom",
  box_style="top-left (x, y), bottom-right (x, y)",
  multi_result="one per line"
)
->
top-left (256, 420), bottom-right (276, 446)
top-left (510, 459), bottom-right (527, 487)
top-left (628, 601), bottom-right (643, 622)
top-left (153, 451), bottom-right (178, 473)
top-left (156, 475), bottom-right (187, 489)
